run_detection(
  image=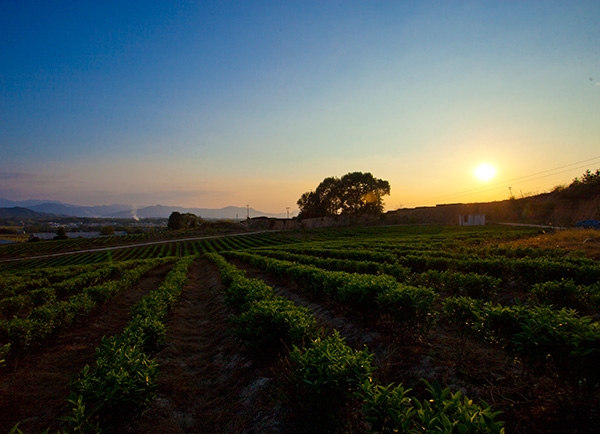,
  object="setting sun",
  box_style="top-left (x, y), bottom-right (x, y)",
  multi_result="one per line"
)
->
top-left (474, 163), bottom-right (497, 182)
